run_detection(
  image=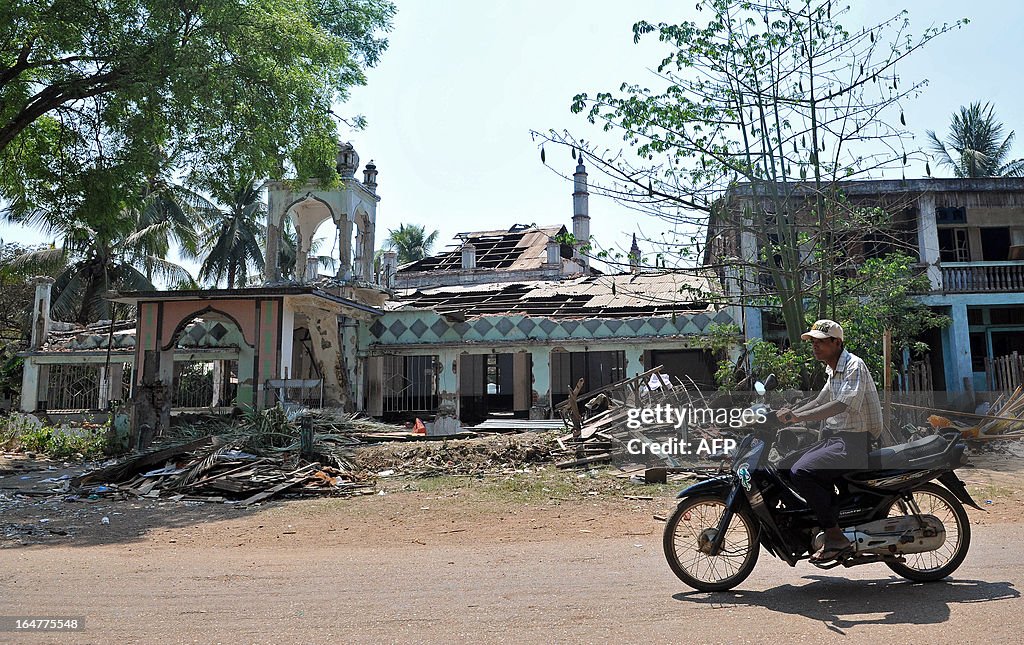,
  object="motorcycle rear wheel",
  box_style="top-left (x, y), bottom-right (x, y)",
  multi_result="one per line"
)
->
top-left (885, 482), bottom-right (971, 582)
top-left (663, 495), bottom-right (760, 592)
